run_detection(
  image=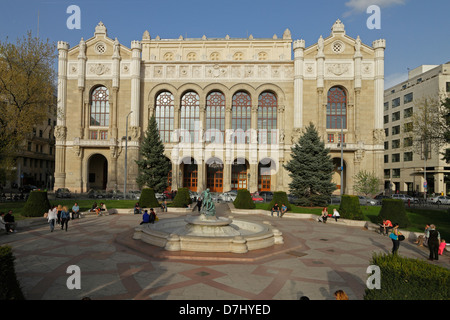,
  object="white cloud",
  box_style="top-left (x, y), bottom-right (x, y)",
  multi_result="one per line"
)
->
top-left (344, 0), bottom-right (406, 16)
